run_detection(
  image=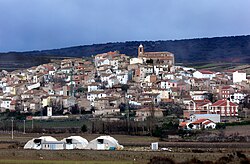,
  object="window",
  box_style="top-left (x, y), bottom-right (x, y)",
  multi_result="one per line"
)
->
top-left (97, 139), bottom-right (104, 144)
top-left (66, 139), bottom-right (72, 144)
